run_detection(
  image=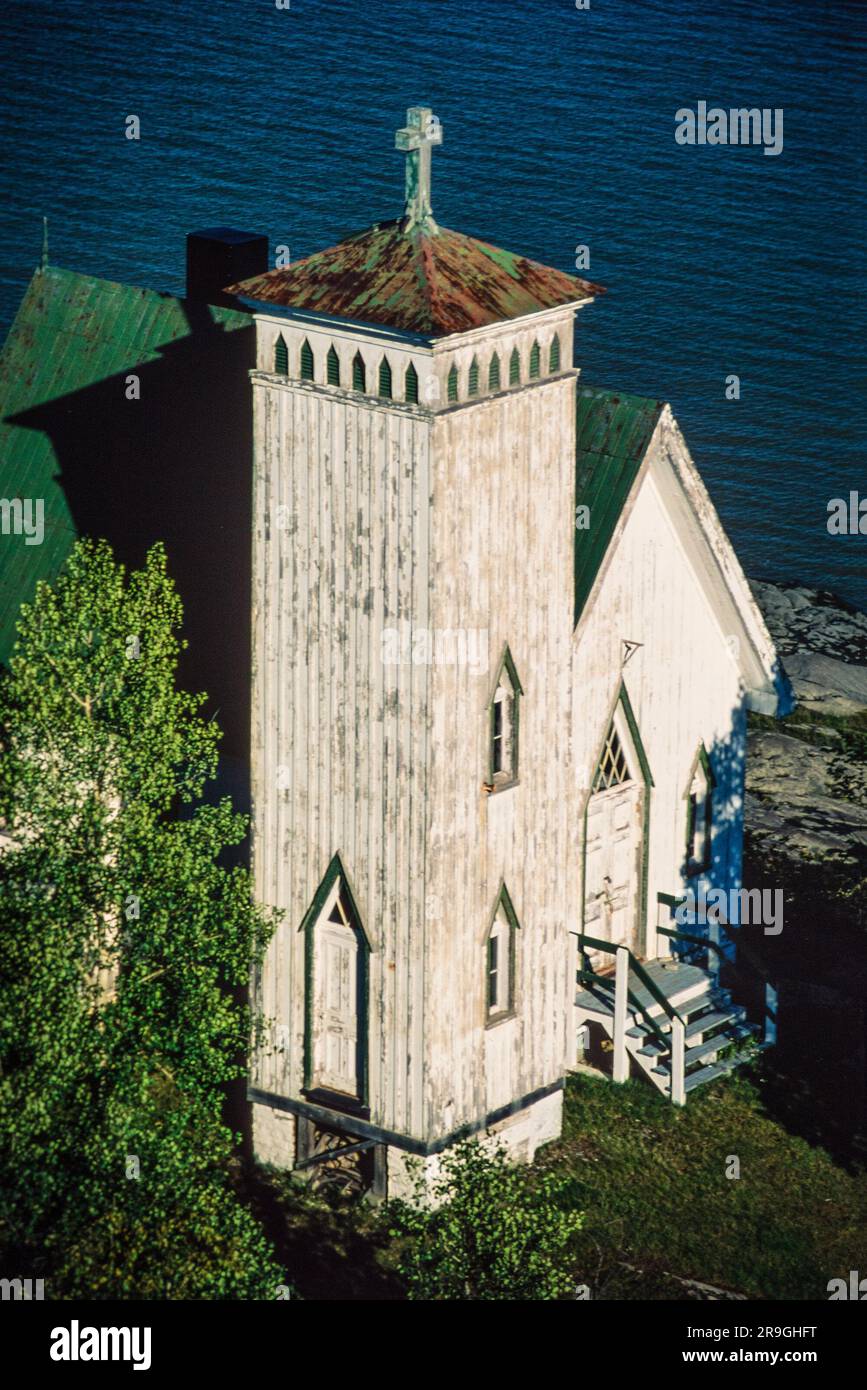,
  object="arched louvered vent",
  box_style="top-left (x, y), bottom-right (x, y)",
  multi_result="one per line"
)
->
top-left (405, 362), bottom-right (419, 403)
top-left (378, 356), bottom-right (392, 398)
